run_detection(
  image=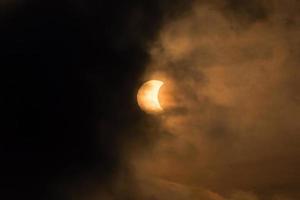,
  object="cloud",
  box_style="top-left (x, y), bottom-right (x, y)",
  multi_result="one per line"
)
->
top-left (131, 0), bottom-right (300, 199)
top-left (58, 0), bottom-right (299, 199)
